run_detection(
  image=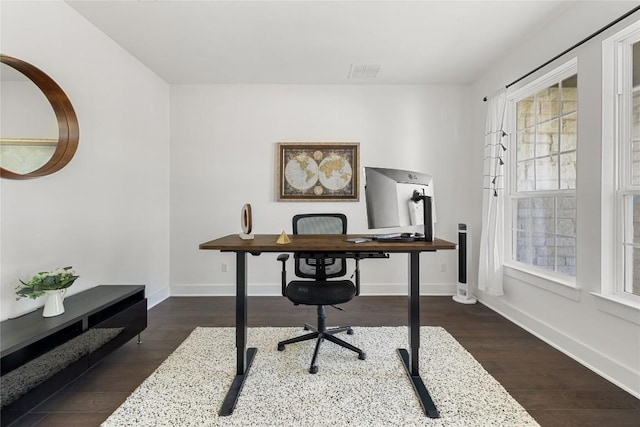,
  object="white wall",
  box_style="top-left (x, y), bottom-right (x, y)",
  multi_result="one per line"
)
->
top-left (0, 0), bottom-right (171, 319)
top-left (4, 0), bottom-right (635, 401)
top-left (169, 84), bottom-right (472, 296)
top-left (470, 2), bottom-right (640, 397)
